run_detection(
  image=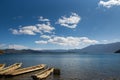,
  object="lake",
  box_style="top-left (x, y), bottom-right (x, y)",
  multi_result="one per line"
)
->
top-left (0, 53), bottom-right (120, 80)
